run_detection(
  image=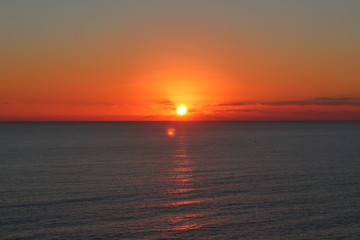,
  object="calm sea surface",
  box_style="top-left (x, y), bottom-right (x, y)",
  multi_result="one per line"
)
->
top-left (1, 122), bottom-right (359, 240)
